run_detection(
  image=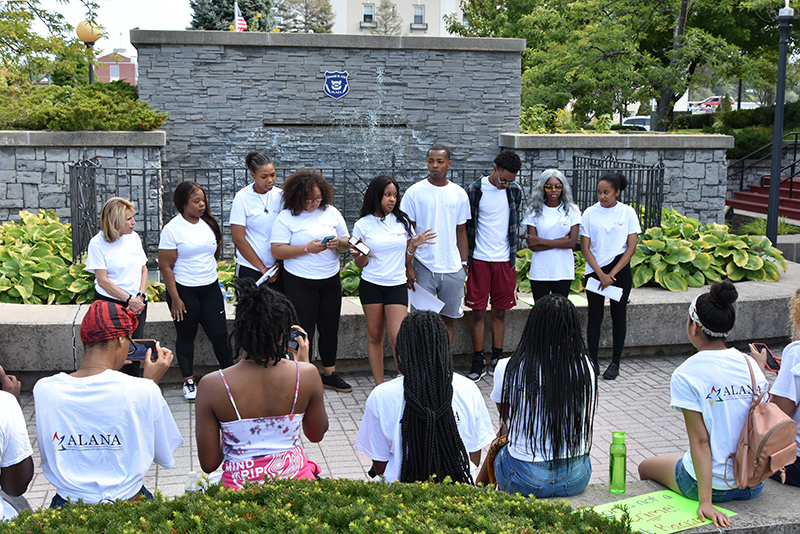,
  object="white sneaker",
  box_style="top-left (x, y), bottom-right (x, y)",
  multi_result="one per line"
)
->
top-left (183, 379), bottom-right (197, 402)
